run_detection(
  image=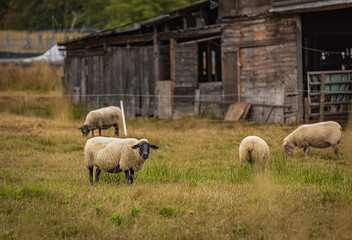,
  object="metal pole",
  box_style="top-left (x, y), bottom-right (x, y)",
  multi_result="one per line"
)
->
top-left (120, 100), bottom-right (128, 136)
